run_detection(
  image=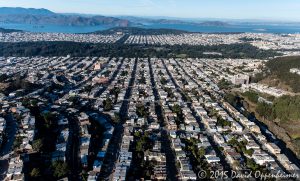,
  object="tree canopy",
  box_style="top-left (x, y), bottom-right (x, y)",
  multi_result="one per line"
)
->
top-left (0, 42), bottom-right (280, 59)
